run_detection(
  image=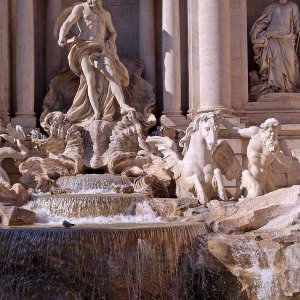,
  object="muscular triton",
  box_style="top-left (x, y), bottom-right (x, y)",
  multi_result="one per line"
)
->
top-left (222, 117), bottom-right (293, 197)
